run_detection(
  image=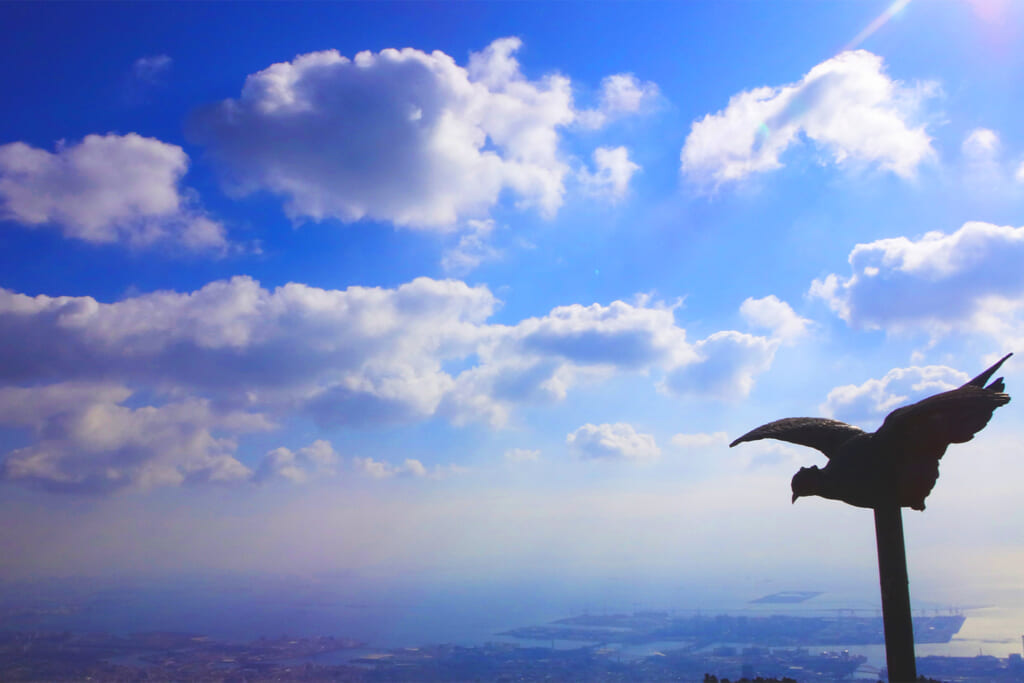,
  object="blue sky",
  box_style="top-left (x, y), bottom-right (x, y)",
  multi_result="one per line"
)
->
top-left (1, 1), bottom-right (1023, 608)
